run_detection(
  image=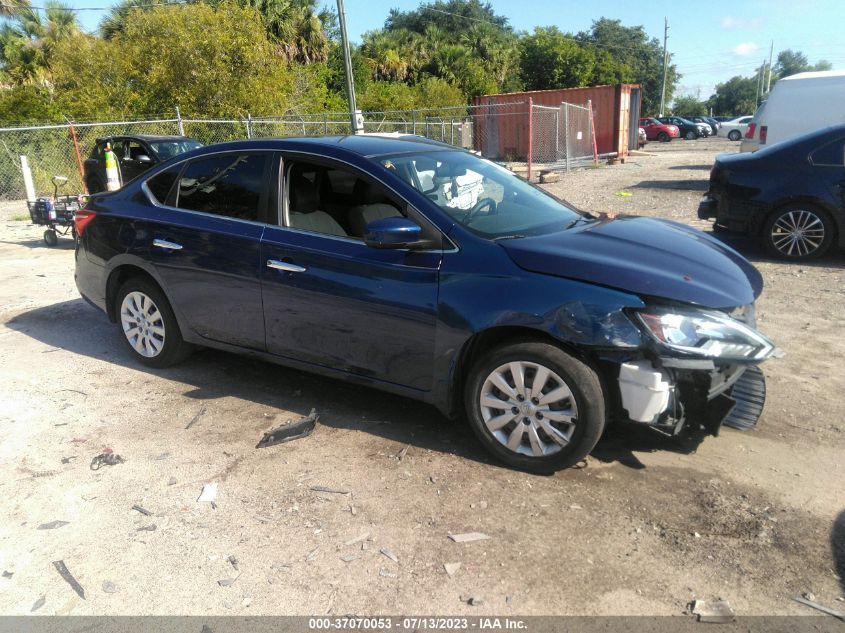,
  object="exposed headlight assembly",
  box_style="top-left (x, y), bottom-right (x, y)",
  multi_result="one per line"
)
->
top-left (635, 308), bottom-right (777, 361)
